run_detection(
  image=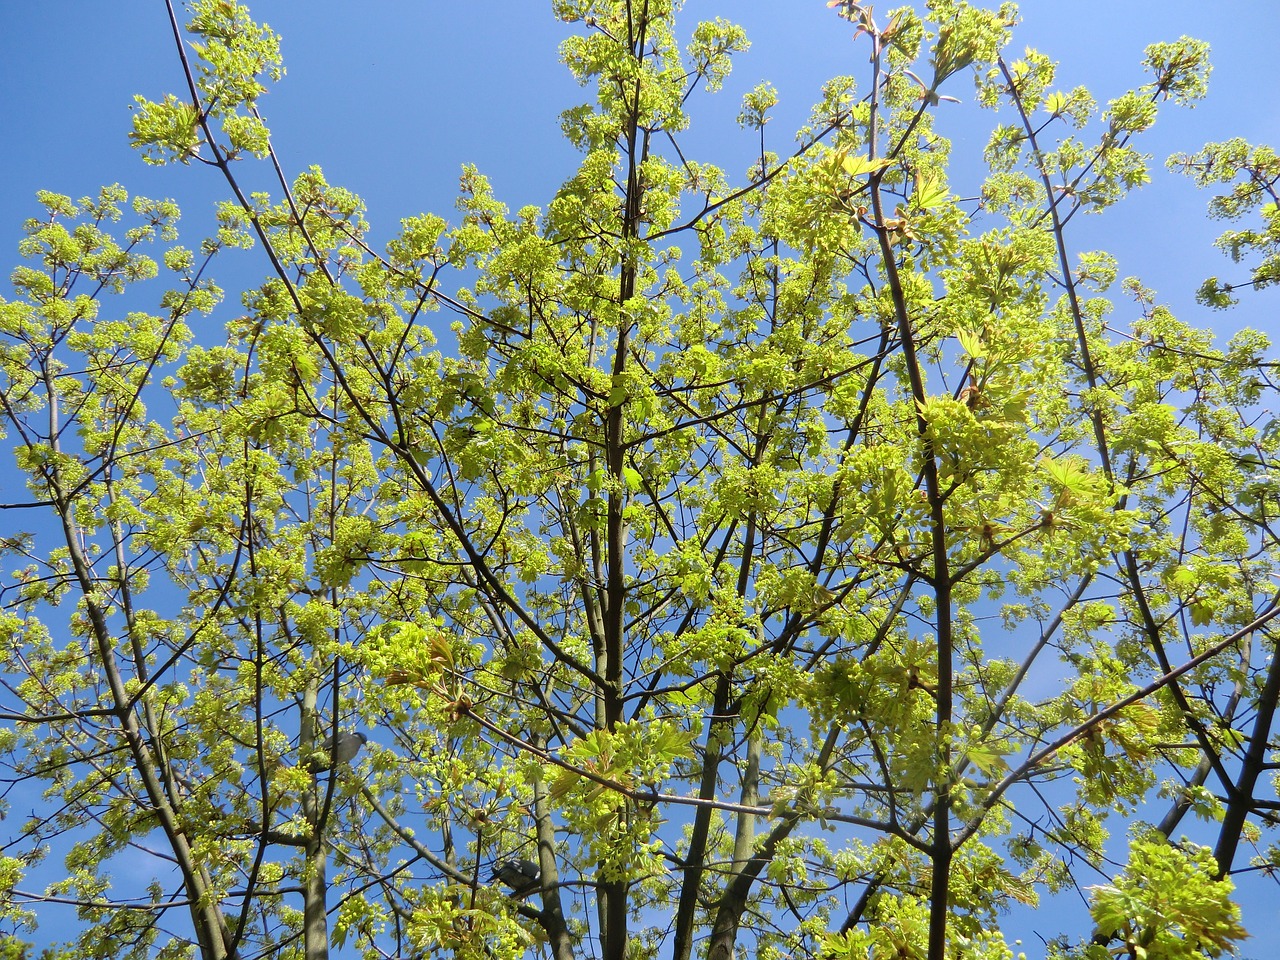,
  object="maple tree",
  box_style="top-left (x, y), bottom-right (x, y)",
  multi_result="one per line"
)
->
top-left (1, 2), bottom-right (1278, 959)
